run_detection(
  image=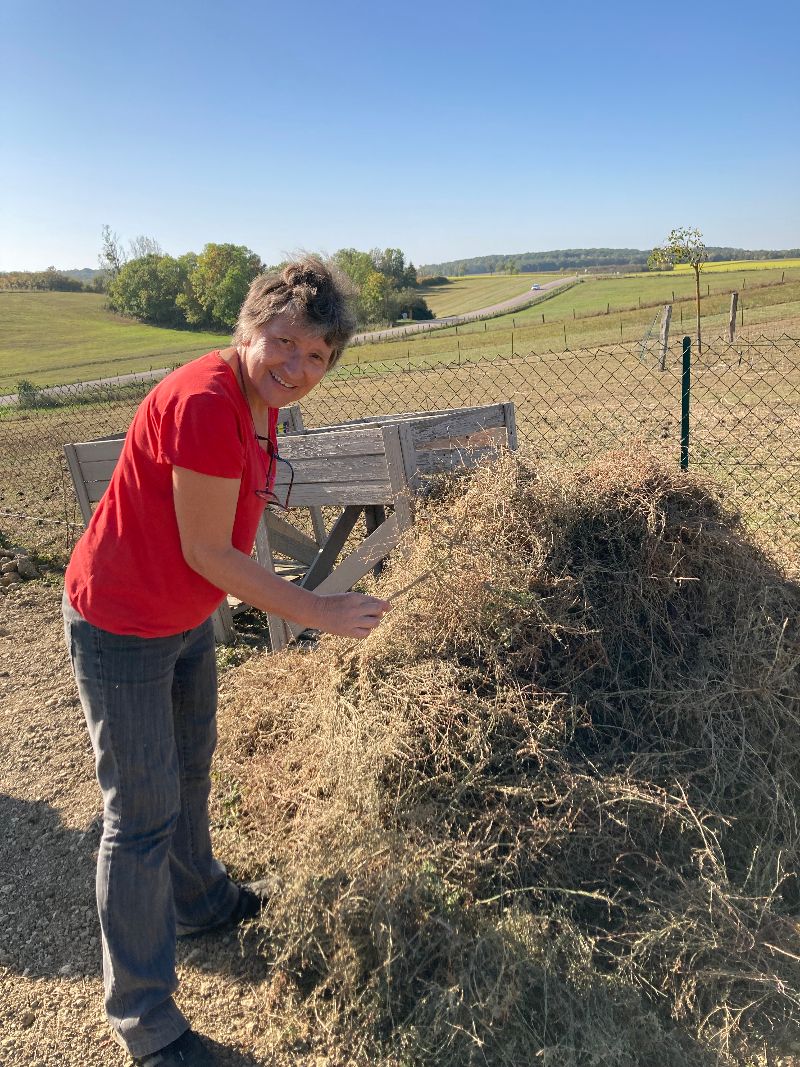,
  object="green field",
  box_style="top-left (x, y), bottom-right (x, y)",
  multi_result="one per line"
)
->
top-left (3, 263), bottom-right (800, 391)
top-left (343, 268), bottom-right (800, 371)
top-left (420, 272), bottom-right (571, 318)
top-left (0, 291), bottom-right (230, 392)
